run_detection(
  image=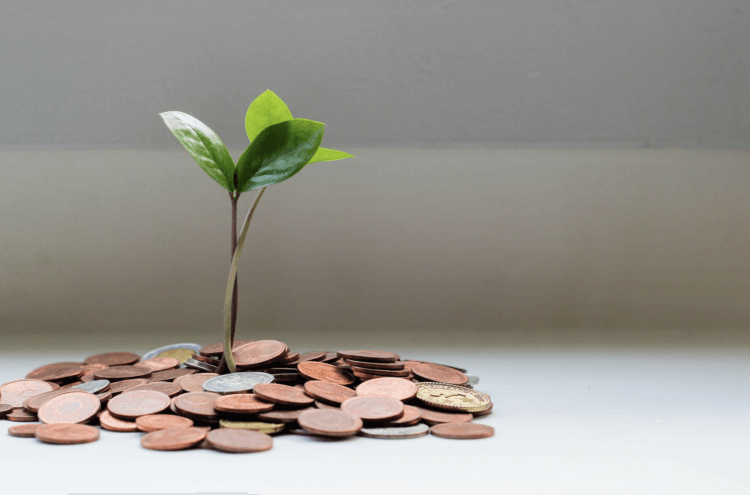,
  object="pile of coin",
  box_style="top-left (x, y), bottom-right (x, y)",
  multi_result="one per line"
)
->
top-left (1, 341), bottom-right (493, 452)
